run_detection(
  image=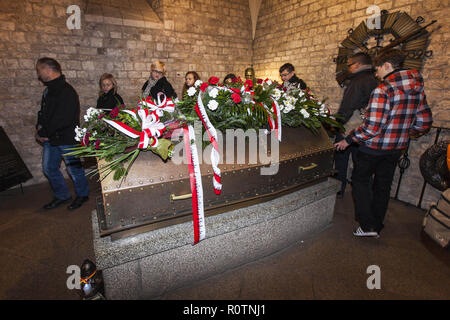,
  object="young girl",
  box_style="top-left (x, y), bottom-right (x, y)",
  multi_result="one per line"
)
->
top-left (223, 73), bottom-right (237, 85)
top-left (96, 73), bottom-right (124, 110)
top-left (181, 71), bottom-right (200, 99)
